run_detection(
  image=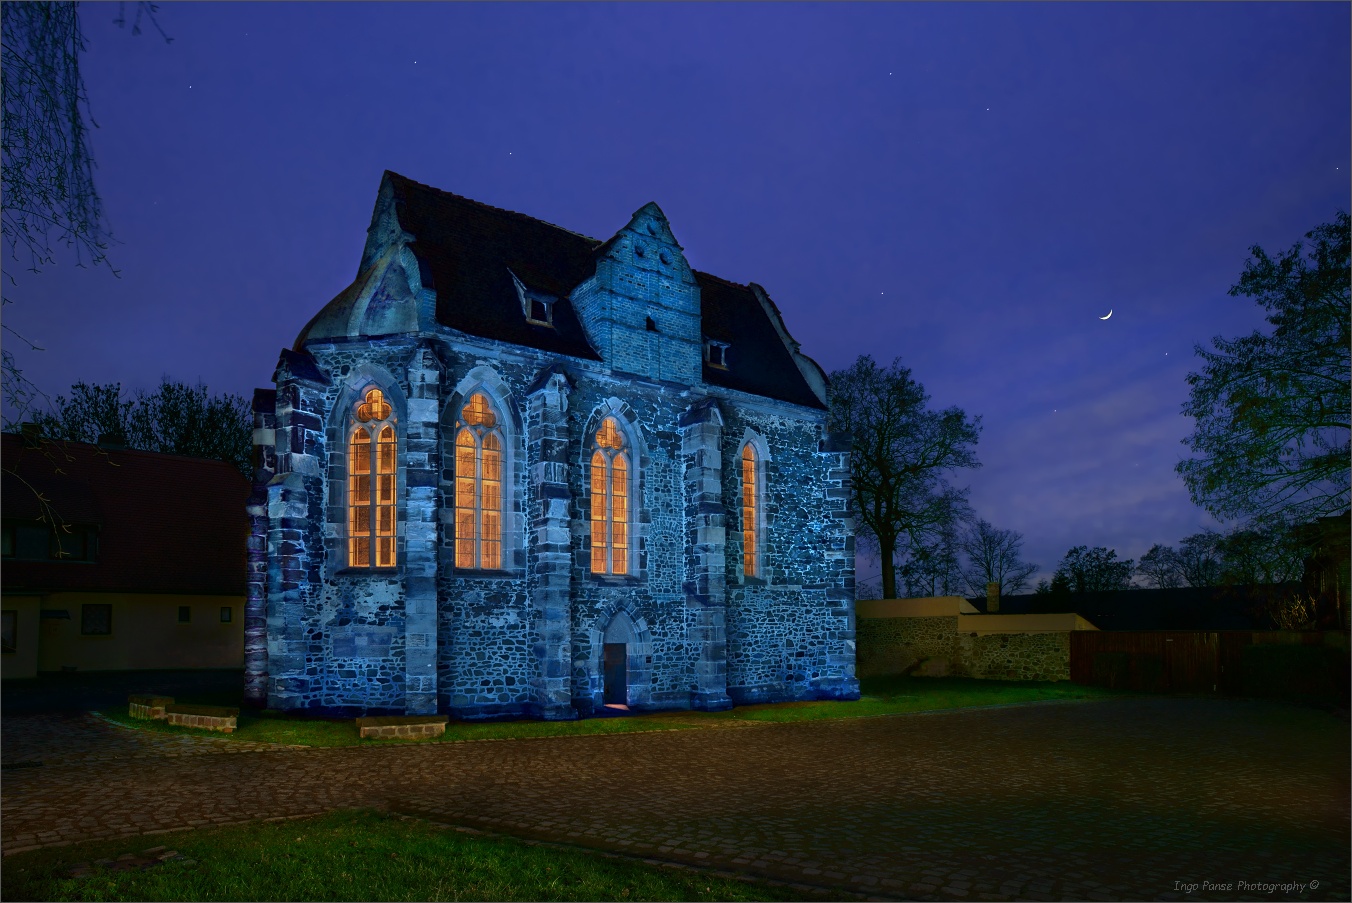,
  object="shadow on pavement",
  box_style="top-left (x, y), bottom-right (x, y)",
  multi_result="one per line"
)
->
top-left (2, 670), bottom-right (246, 715)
